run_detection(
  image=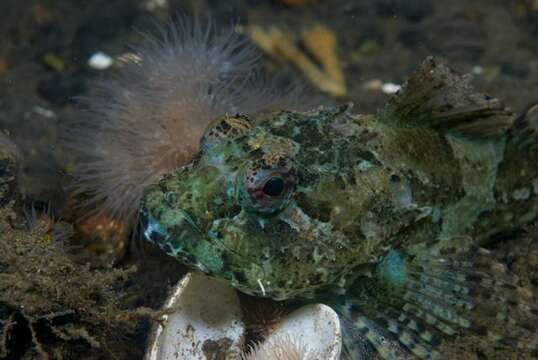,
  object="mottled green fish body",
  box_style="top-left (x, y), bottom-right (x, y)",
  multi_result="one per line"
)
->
top-left (141, 58), bottom-right (538, 358)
